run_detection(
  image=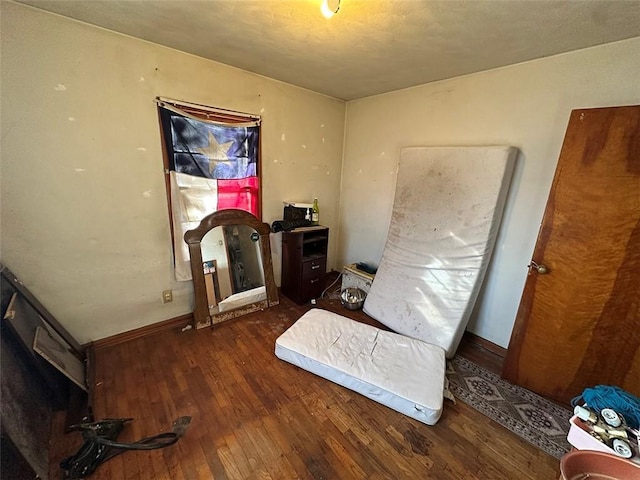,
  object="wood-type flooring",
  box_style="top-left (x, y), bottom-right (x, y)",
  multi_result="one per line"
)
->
top-left (49, 294), bottom-right (561, 479)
